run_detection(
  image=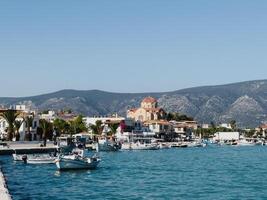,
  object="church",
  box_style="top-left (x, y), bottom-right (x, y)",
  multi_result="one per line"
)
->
top-left (127, 97), bottom-right (166, 122)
